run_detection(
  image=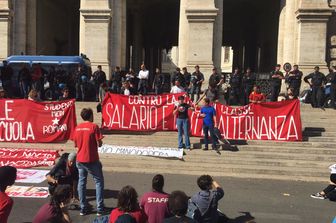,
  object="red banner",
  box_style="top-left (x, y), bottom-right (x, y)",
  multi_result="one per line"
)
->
top-left (0, 148), bottom-right (60, 168)
top-left (190, 100), bottom-right (302, 141)
top-left (102, 94), bottom-right (302, 141)
top-left (102, 93), bottom-right (184, 131)
top-left (0, 99), bottom-right (77, 142)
